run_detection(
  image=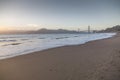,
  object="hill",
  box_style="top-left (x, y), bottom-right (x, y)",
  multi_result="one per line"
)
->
top-left (27, 28), bottom-right (84, 34)
top-left (99, 25), bottom-right (120, 32)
